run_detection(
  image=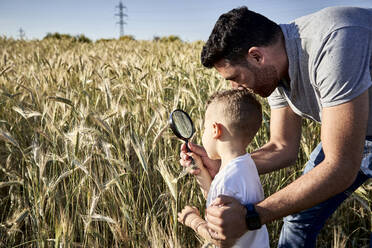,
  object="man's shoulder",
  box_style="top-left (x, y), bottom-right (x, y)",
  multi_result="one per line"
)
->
top-left (291, 6), bottom-right (372, 36)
